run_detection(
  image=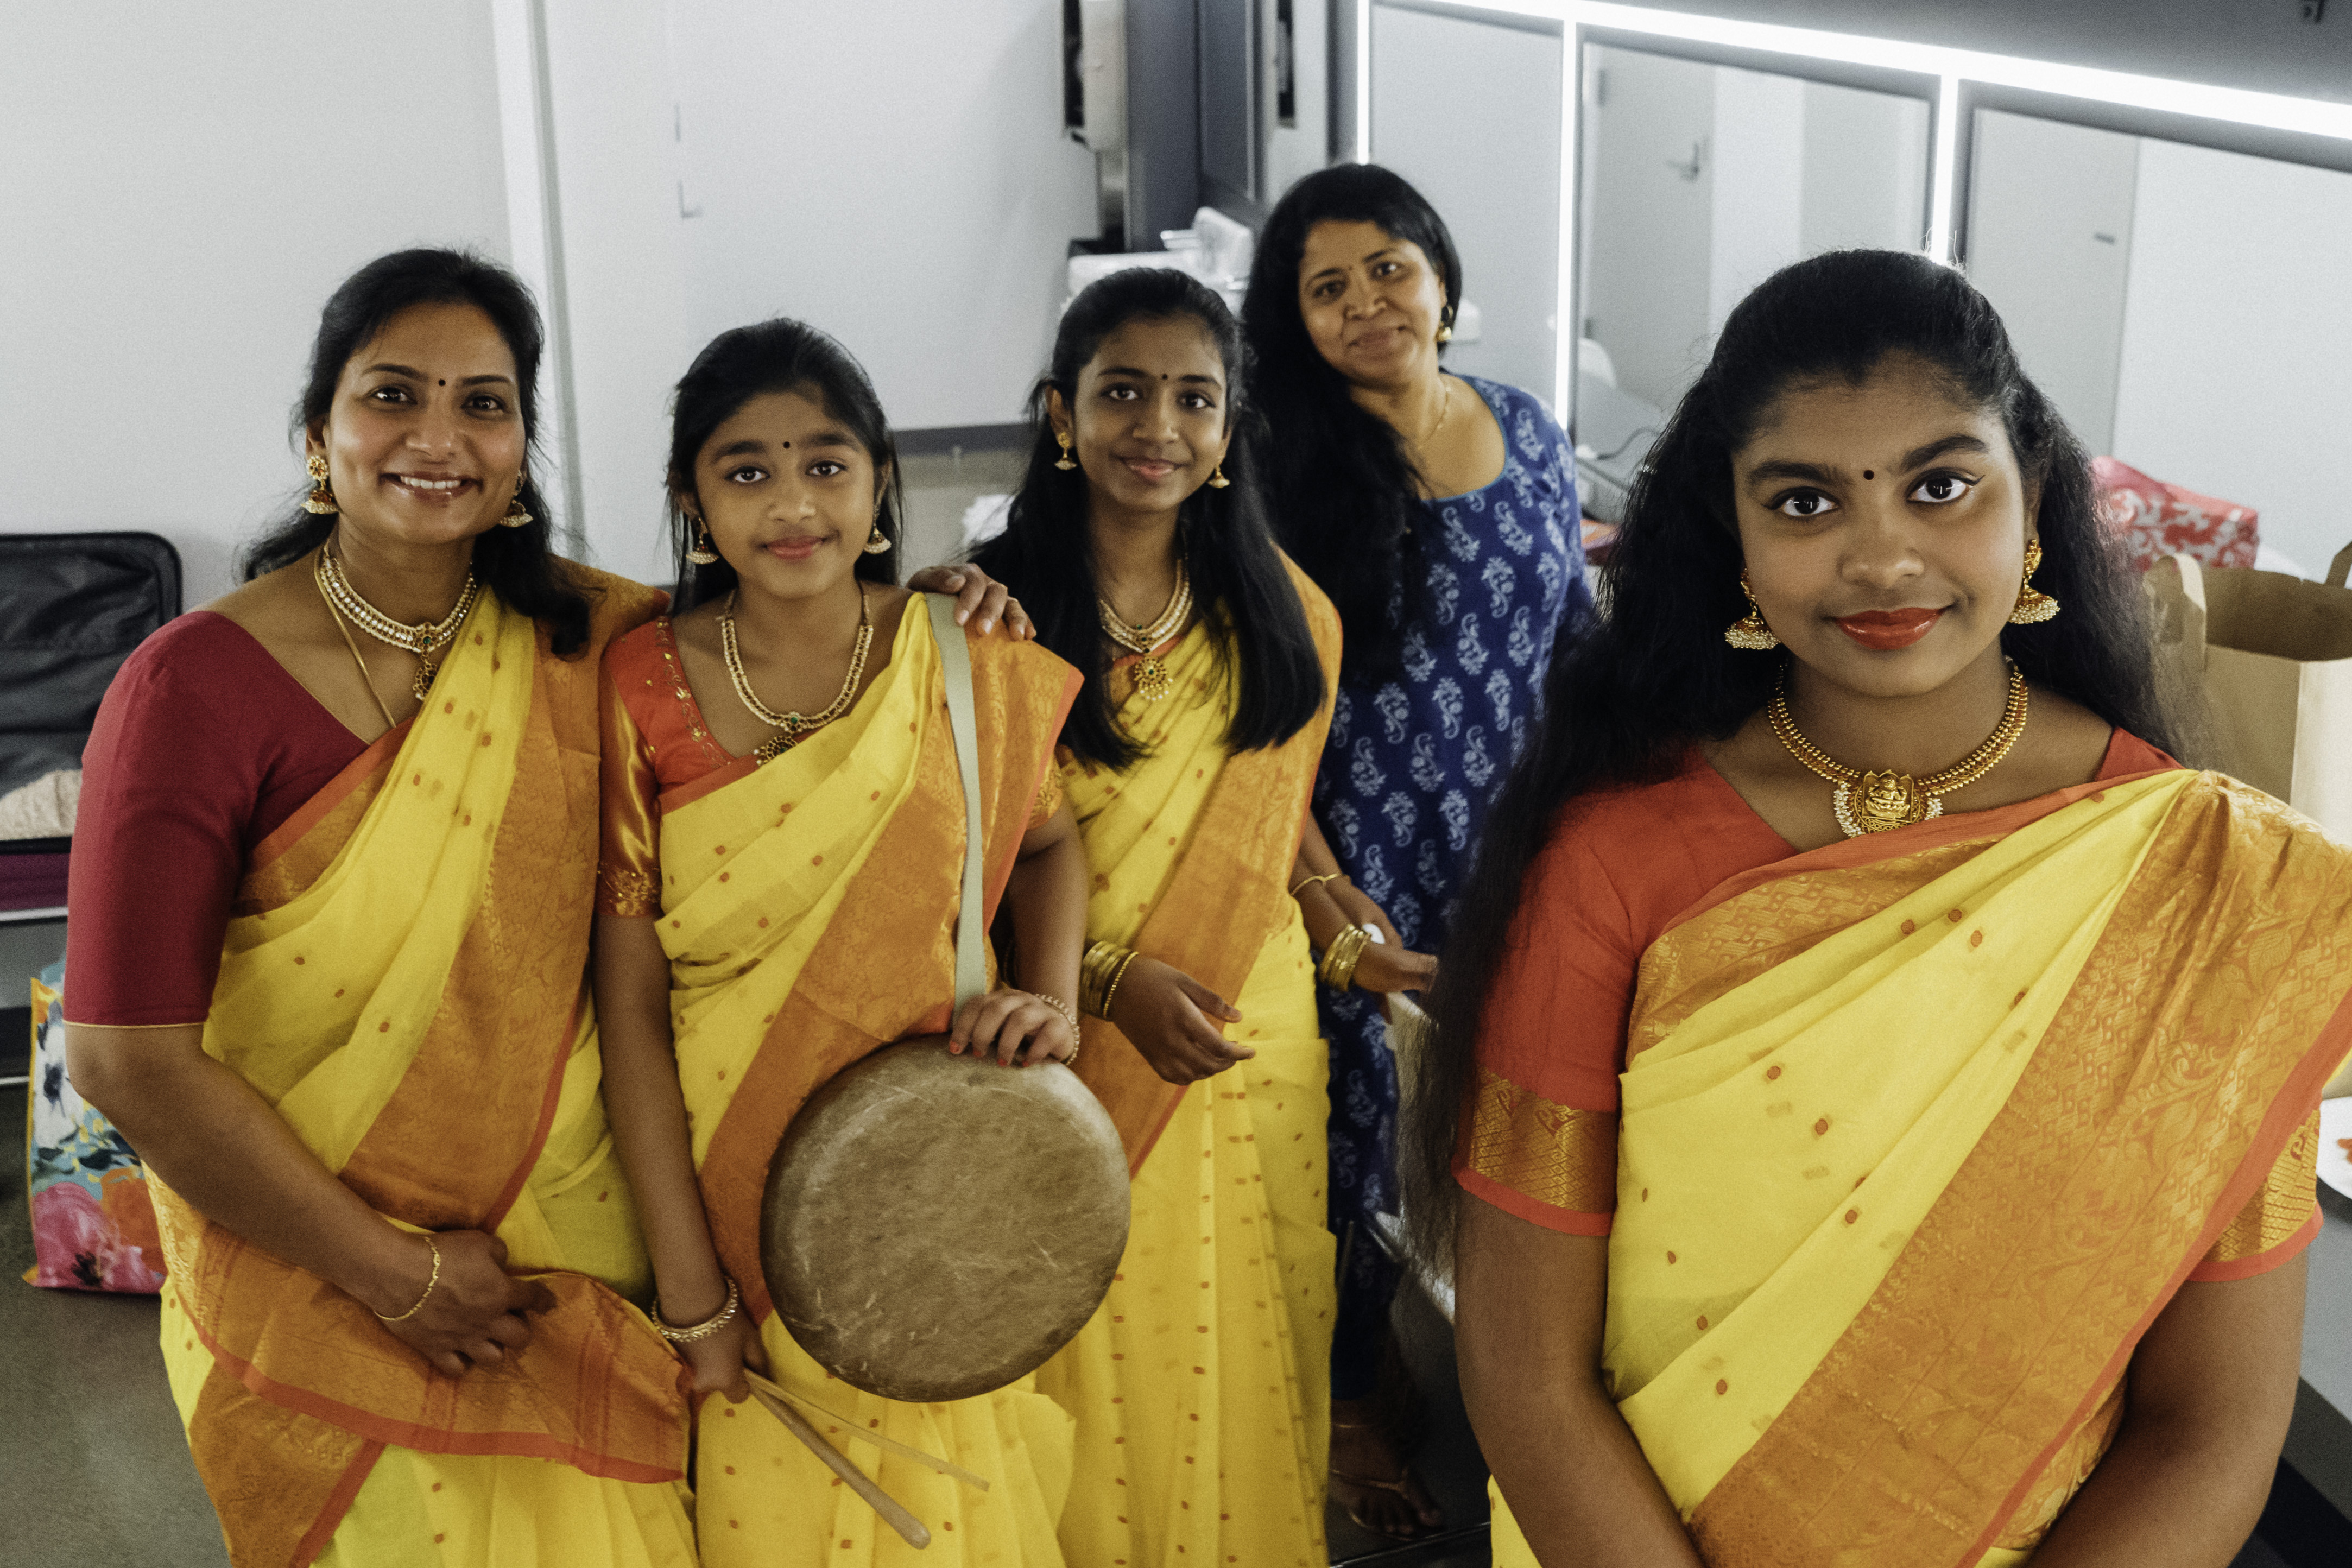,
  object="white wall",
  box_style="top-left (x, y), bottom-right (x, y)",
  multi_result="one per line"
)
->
top-left (1370, 8), bottom-right (1564, 404)
top-left (0, 3), bottom-right (513, 605)
top-left (666, 0), bottom-right (1098, 437)
top-left (1262, 0), bottom-right (1332, 204)
top-left (1964, 112), bottom-right (2139, 457)
top-left (1707, 68), bottom-right (1805, 339)
top-left (2110, 140), bottom-right (2352, 576)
